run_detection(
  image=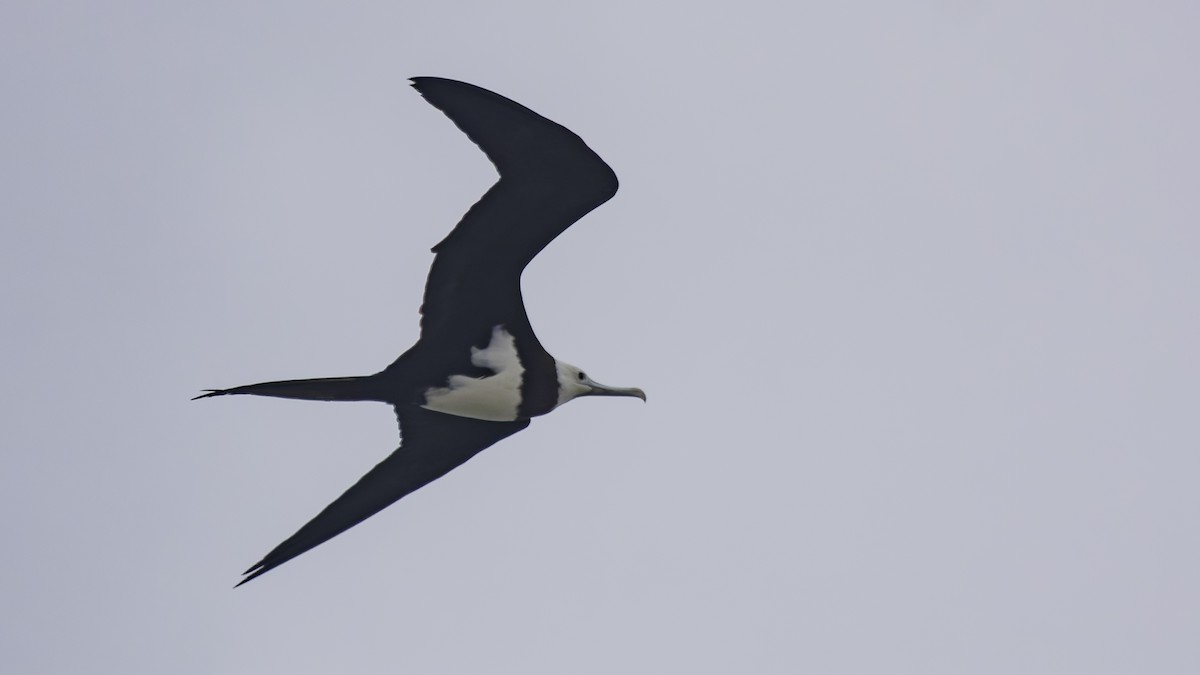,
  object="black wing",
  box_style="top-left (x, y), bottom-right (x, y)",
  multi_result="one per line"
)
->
top-left (408, 77), bottom-right (619, 342)
top-left (237, 407), bottom-right (528, 586)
